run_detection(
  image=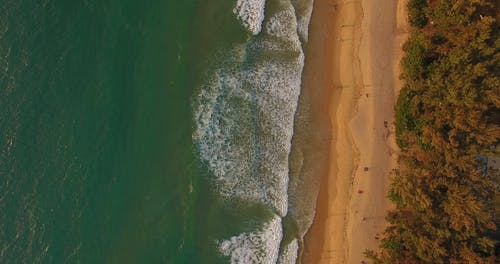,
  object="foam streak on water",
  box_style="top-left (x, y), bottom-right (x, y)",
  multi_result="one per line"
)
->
top-left (291, 0), bottom-right (314, 43)
top-left (233, 0), bottom-right (267, 35)
top-left (277, 239), bottom-right (299, 264)
top-left (218, 215), bottom-right (282, 264)
top-left (193, 0), bottom-right (315, 263)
